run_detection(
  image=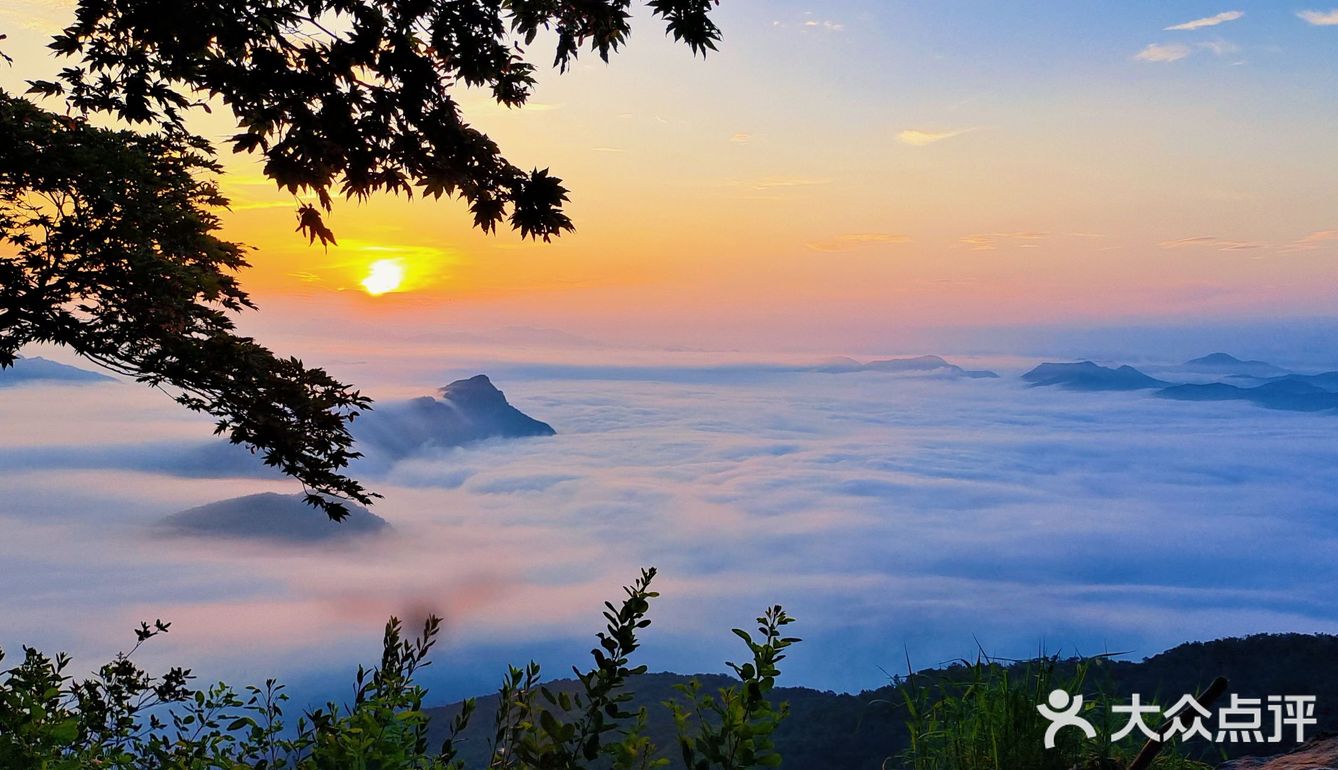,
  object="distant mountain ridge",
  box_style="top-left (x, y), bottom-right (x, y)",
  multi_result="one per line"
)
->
top-left (1022, 361), bottom-right (1169, 391)
top-left (1181, 352), bottom-right (1289, 378)
top-left (1158, 376), bottom-right (1338, 412)
top-left (1274, 371), bottom-right (1338, 390)
top-left (424, 633), bottom-right (1338, 770)
top-left (354, 374), bottom-right (555, 459)
top-left (1022, 354), bottom-right (1338, 414)
top-left (815, 354), bottom-right (998, 378)
top-left (863, 354), bottom-right (999, 378)
top-left (0, 356), bottom-right (114, 386)
top-left (157, 492), bottom-right (389, 543)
